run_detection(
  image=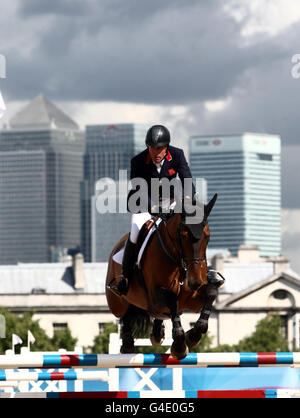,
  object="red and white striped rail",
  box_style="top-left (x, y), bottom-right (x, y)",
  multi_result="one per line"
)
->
top-left (0, 352), bottom-right (299, 369)
top-left (0, 370), bottom-right (108, 382)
